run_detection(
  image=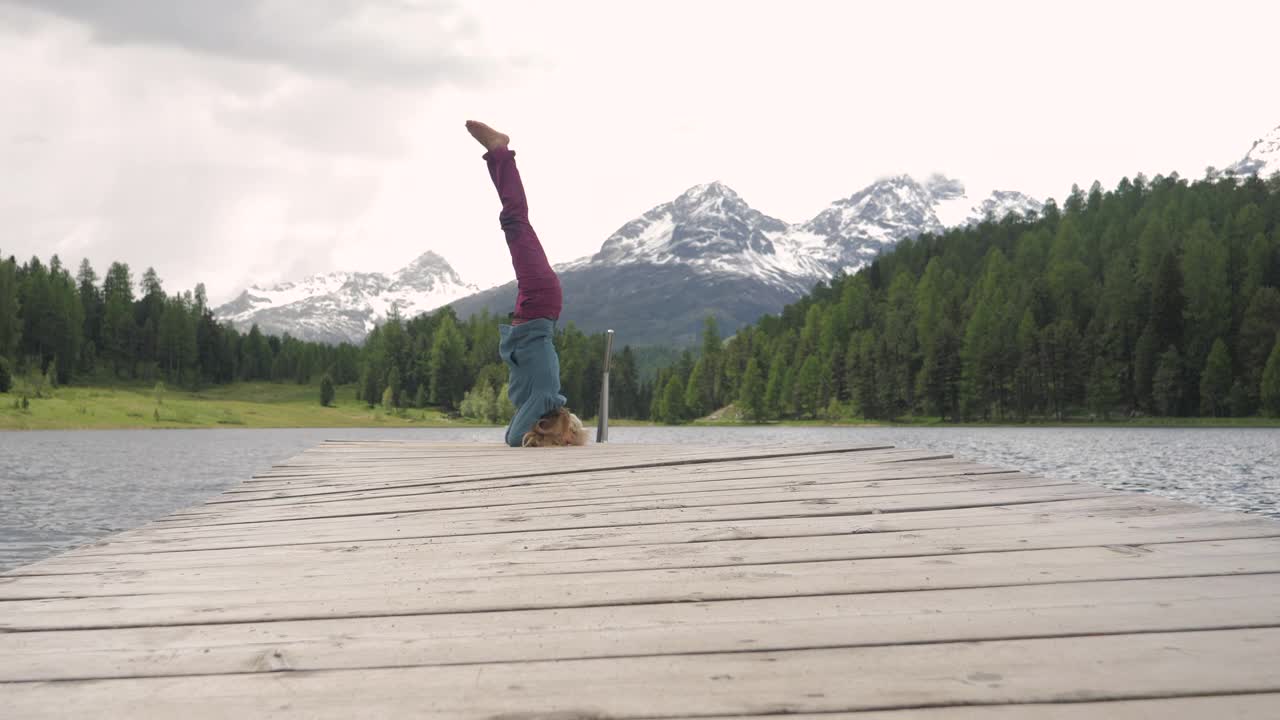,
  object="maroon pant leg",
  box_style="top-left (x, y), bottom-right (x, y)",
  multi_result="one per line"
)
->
top-left (484, 148), bottom-right (562, 321)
